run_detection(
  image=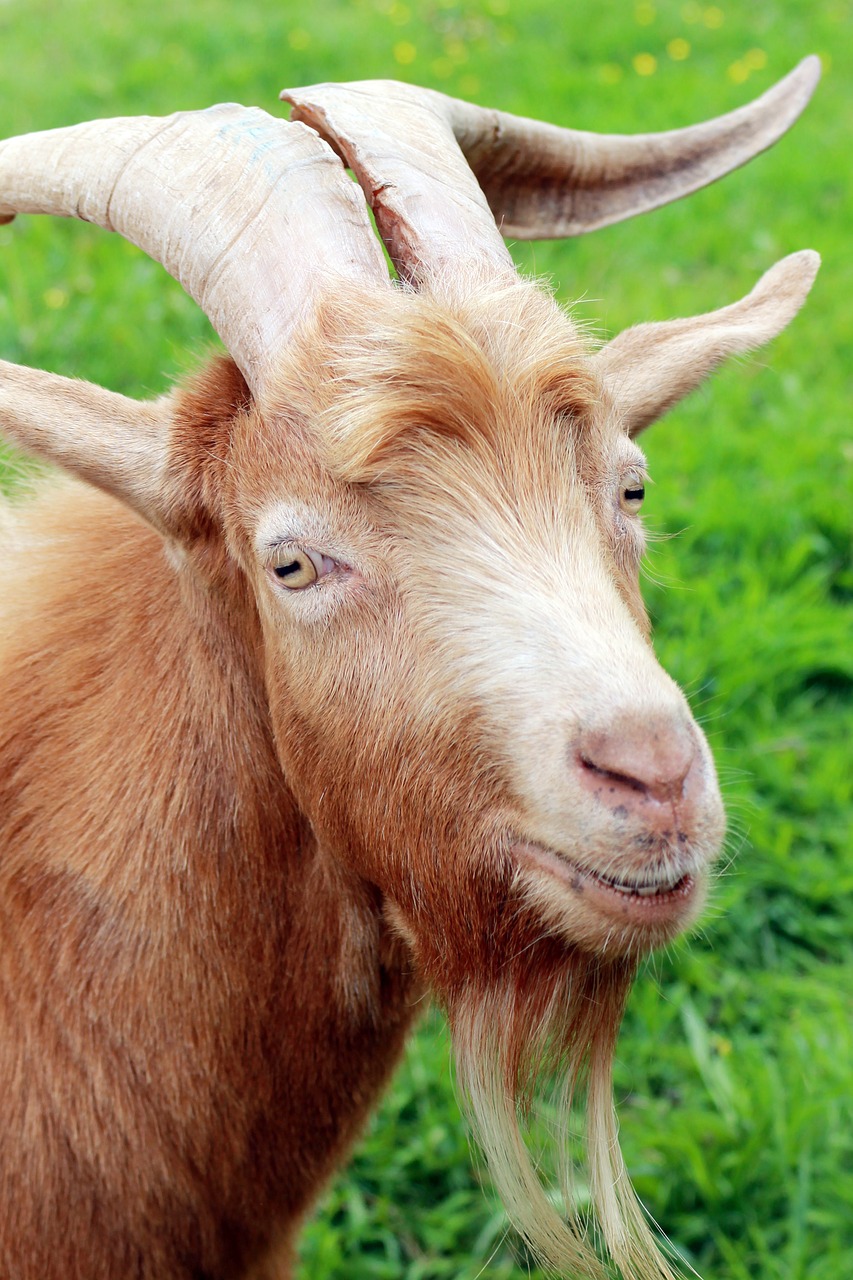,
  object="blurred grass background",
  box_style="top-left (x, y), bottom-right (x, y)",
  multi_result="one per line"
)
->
top-left (0, 1), bottom-right (850, 1277)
